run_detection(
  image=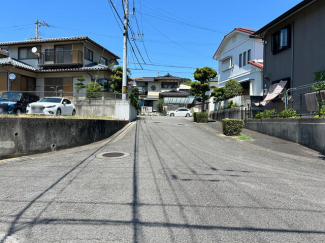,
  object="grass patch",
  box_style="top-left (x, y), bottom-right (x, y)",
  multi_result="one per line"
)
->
top-left (237, 135), bottom-right (252, 140)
